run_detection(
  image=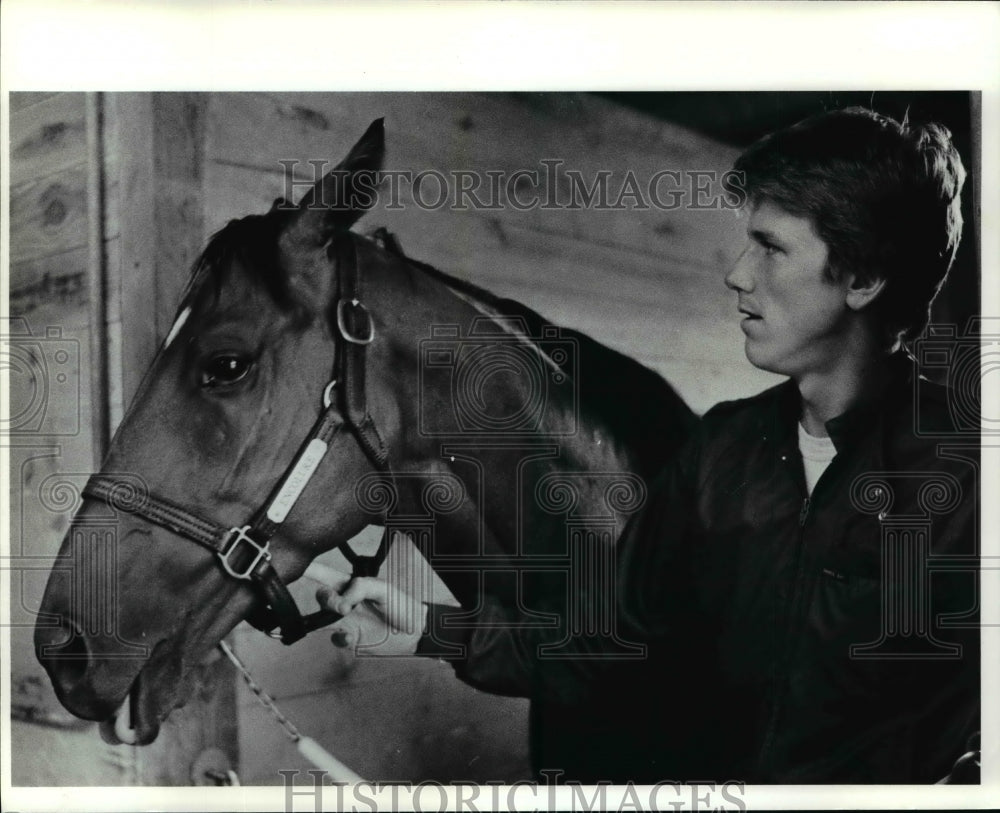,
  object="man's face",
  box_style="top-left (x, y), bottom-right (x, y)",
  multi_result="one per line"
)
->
top-left (725, 199), bottom-right (855, 378)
